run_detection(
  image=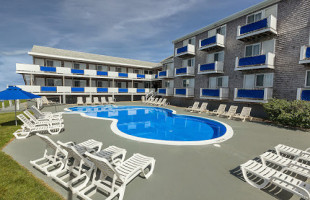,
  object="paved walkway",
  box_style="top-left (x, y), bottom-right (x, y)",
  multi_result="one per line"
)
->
top-left (3, 102), bottom-right (310, 200)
